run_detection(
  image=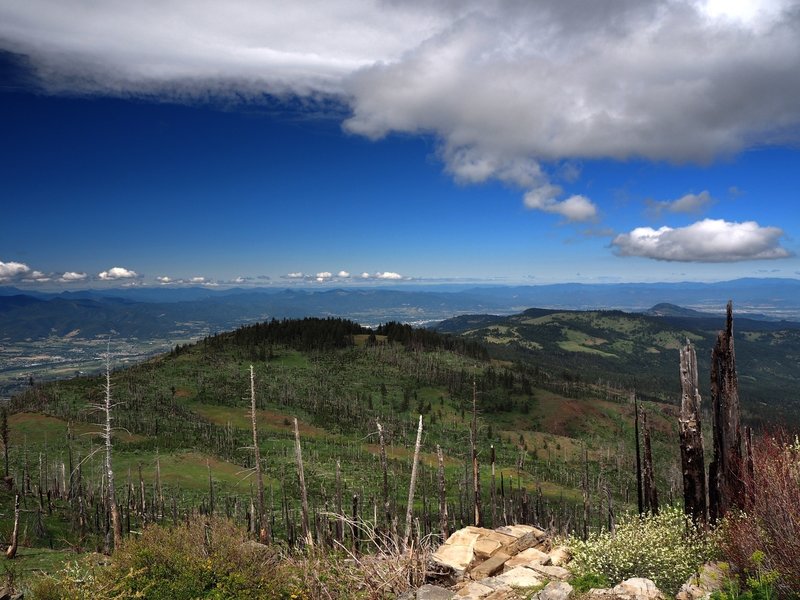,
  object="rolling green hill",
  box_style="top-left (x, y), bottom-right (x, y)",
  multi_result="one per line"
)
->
top-left (3, 317), bottom-right (685, 578)
top-left (434, 306), bottom-right (800, 424)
